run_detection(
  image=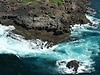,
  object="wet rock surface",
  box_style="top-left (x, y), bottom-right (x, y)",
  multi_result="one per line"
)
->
top-left (66, 60), bottom-right (79, 73)
top-left (0, 0), bottom-right (90, 45)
